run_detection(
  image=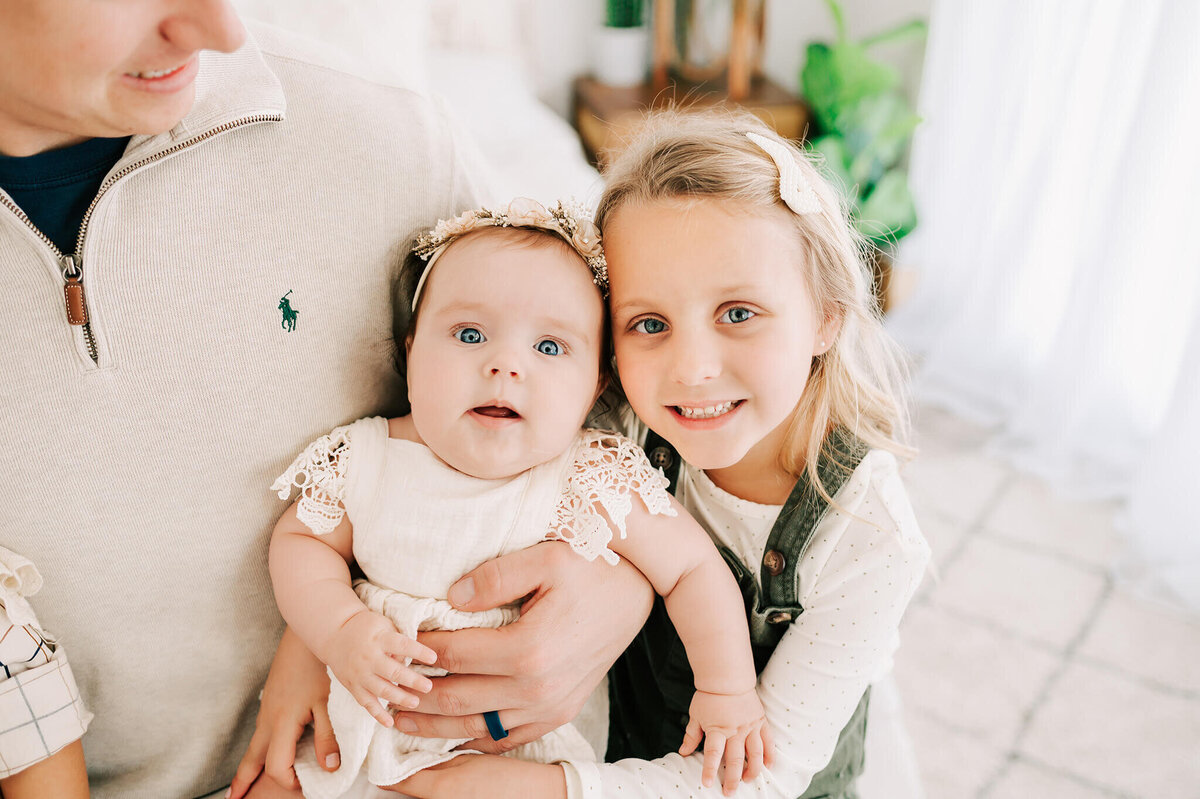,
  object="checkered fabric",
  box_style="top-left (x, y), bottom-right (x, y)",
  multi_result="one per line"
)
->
top-left (0, 599), bottom-right (92, 777)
